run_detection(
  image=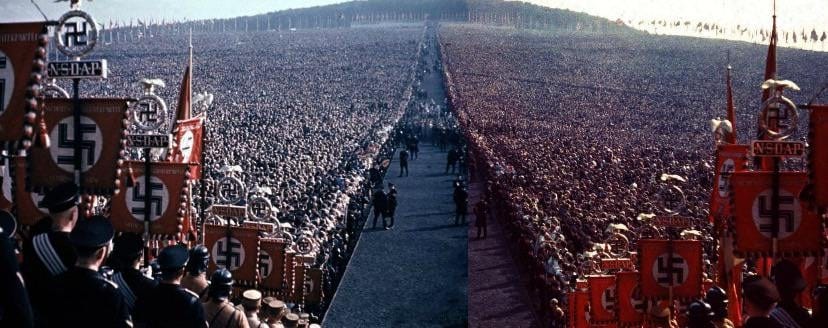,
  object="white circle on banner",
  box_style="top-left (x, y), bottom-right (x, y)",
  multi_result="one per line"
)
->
top-left (125, 175), bottom-right (169, 221)
top-left (0, 50), bottom-right (14, 113)
top-left (751, 188), bottom-right (801, 239)
top-left (212, 237), bottom-right (245, 271)
top-left (717, 159), bottom-right (735, 198)
top-left (651, 252), bottom-right (689, 287)
top-left (180, 130), bottom-right (195, 161)
top-left (48, 116), bottom-right (103, 173)
top-left (601, 285), bottom-right (616, 313)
